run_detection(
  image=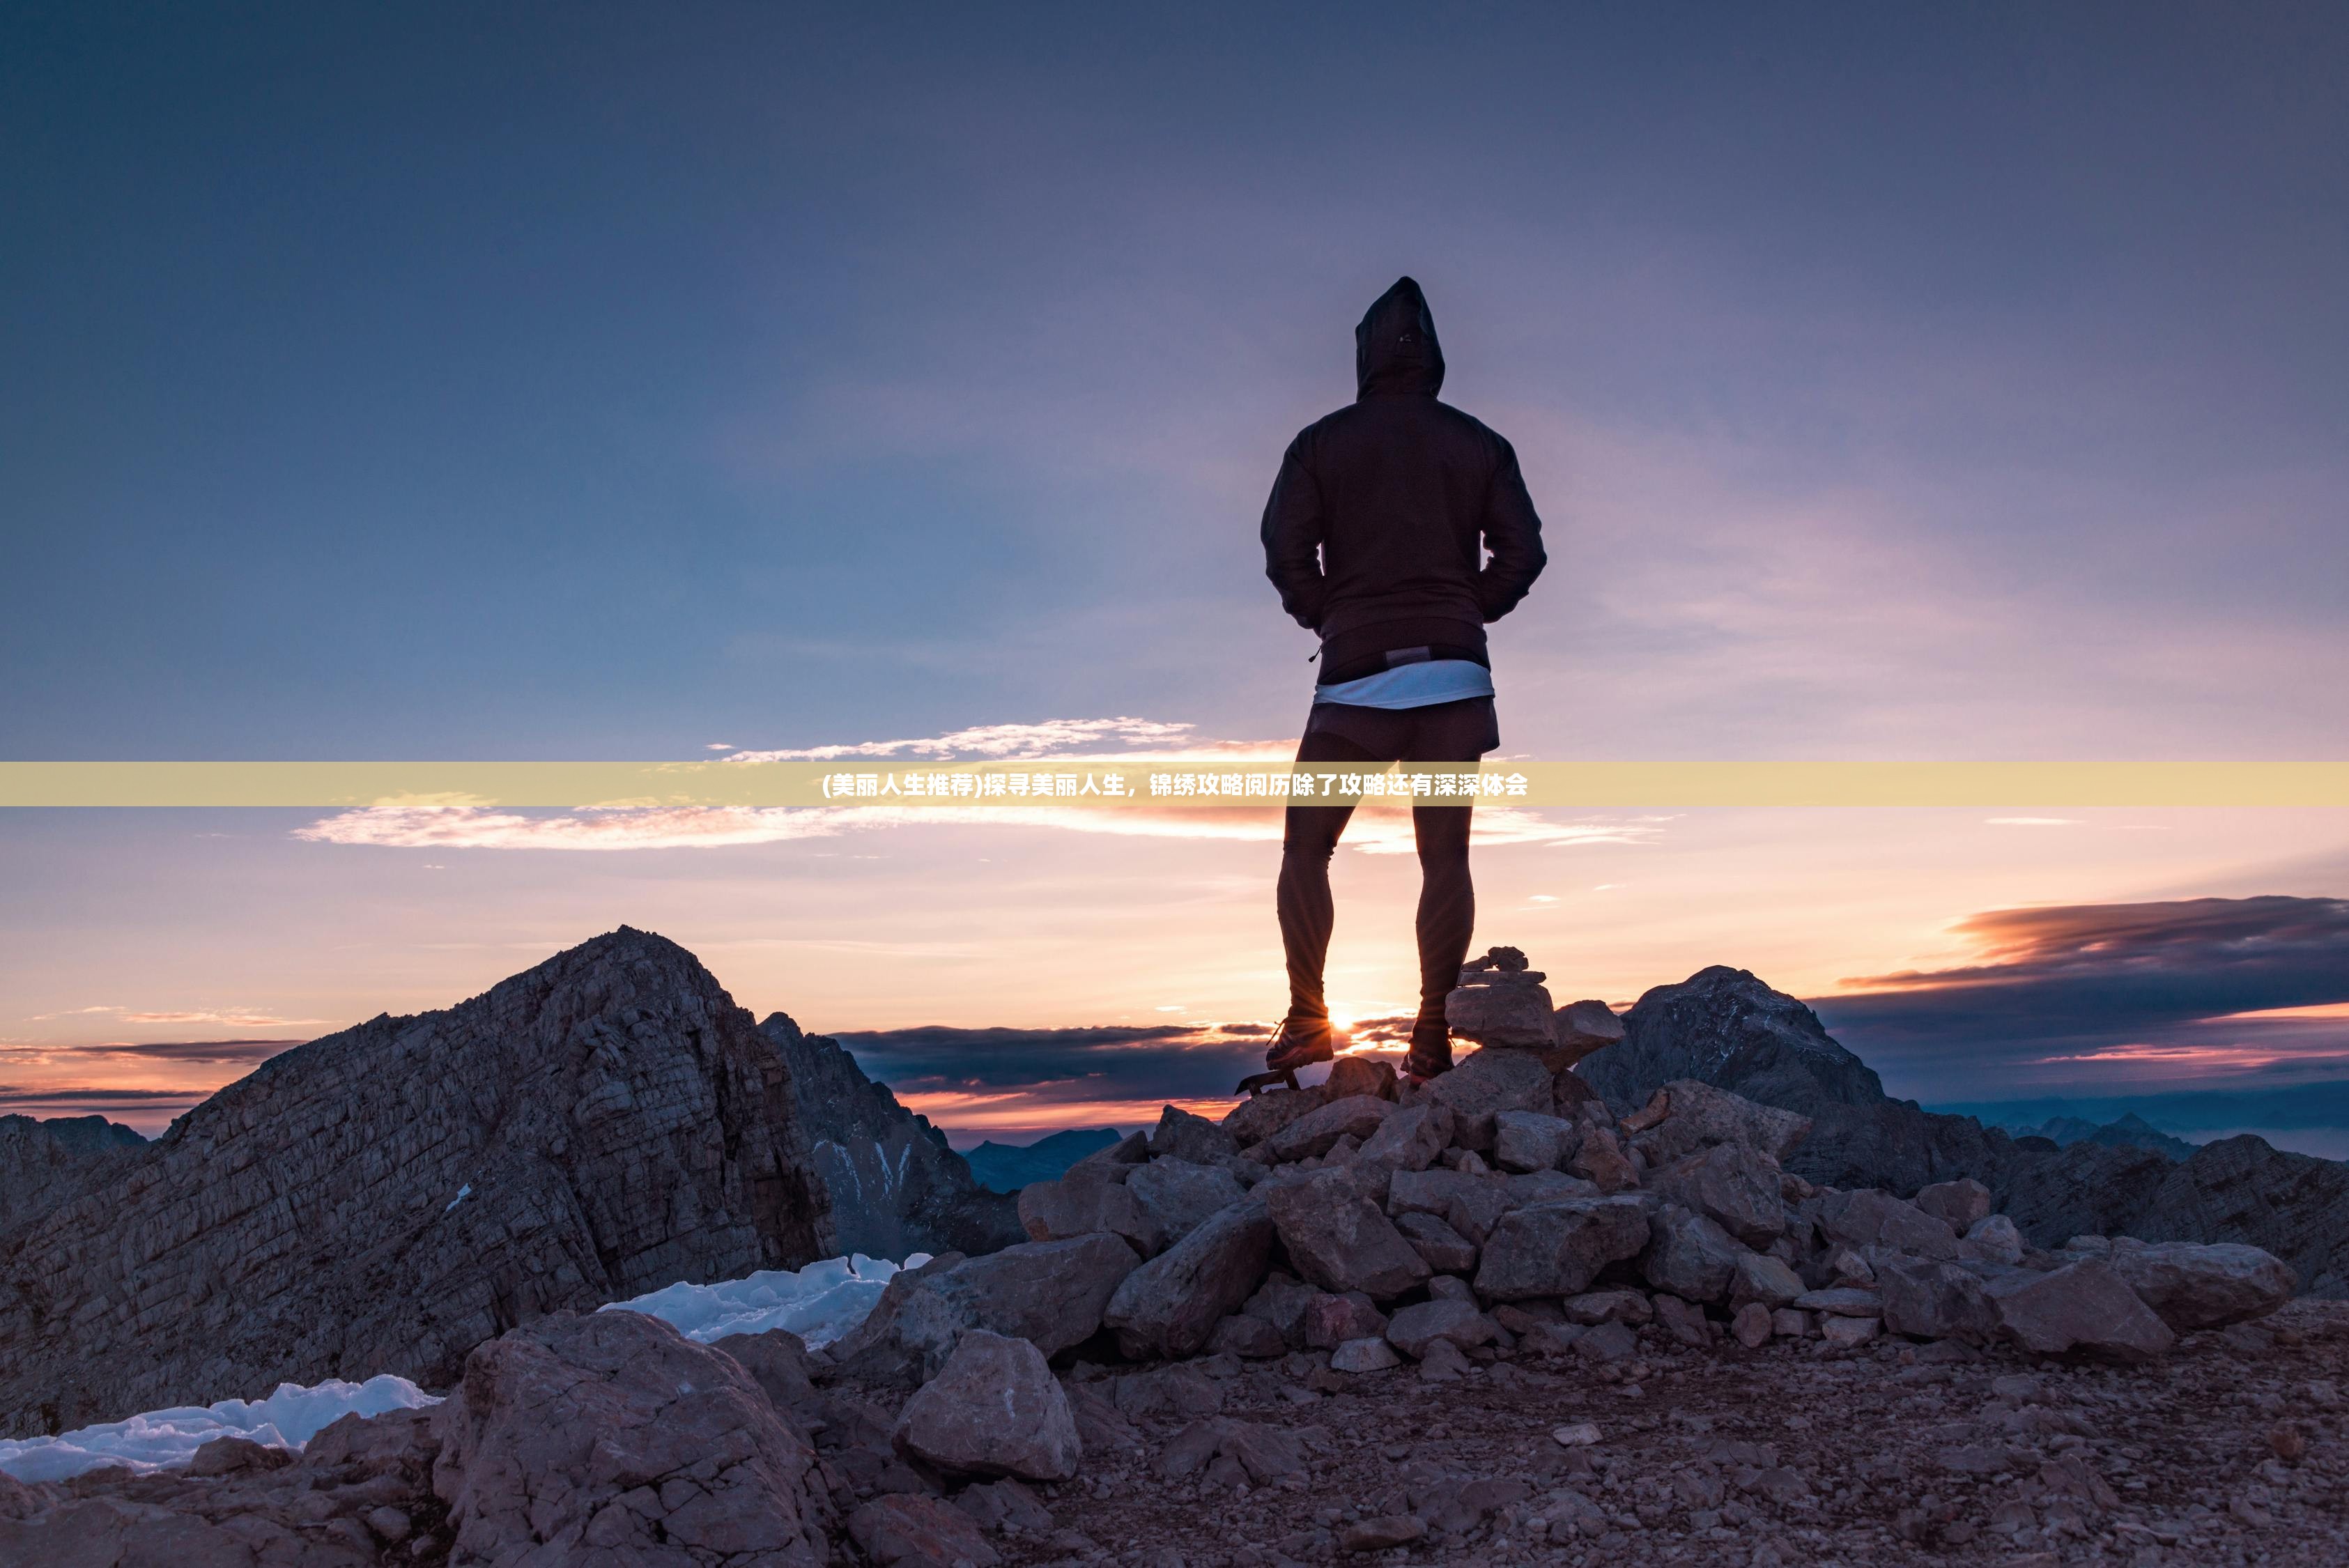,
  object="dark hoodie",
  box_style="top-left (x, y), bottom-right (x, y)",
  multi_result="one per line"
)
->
top-left (1260, 277), bottom-right (1548, 686)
